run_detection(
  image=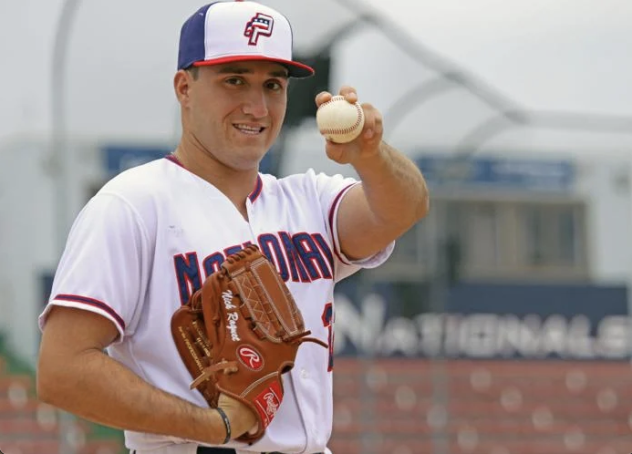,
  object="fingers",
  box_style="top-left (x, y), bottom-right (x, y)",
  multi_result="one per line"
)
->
top-left (315, 85), bottom-right (358, 107)
top-left (361, 103), bottom-right (383, 140)
top-left (247, 423), bottom-right (260, 435)
top-left (338, 85), bottom-right (358, 104)
top-left (314, 91), bottom-right (332, 107)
